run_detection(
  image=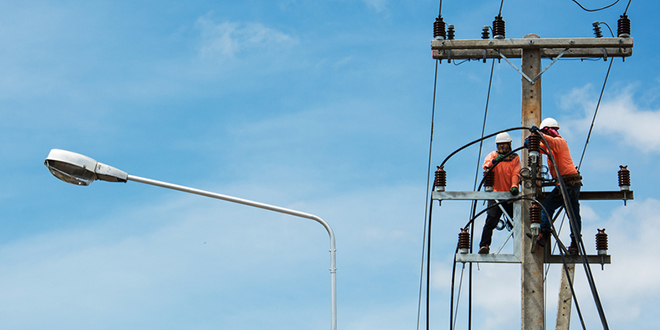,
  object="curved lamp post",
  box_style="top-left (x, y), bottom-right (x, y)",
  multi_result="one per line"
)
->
top-left (44, 149), bottom-right (337, 330)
